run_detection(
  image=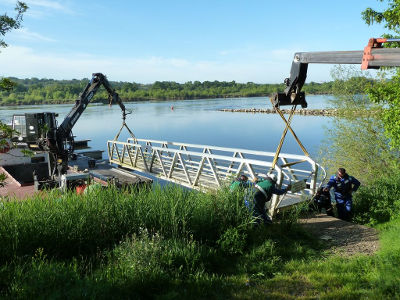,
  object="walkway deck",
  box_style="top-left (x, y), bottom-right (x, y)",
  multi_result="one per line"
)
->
top-left (68, 155), bottom-right (152, 188)
top-left (107, 138), bottom-right (326, 216)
